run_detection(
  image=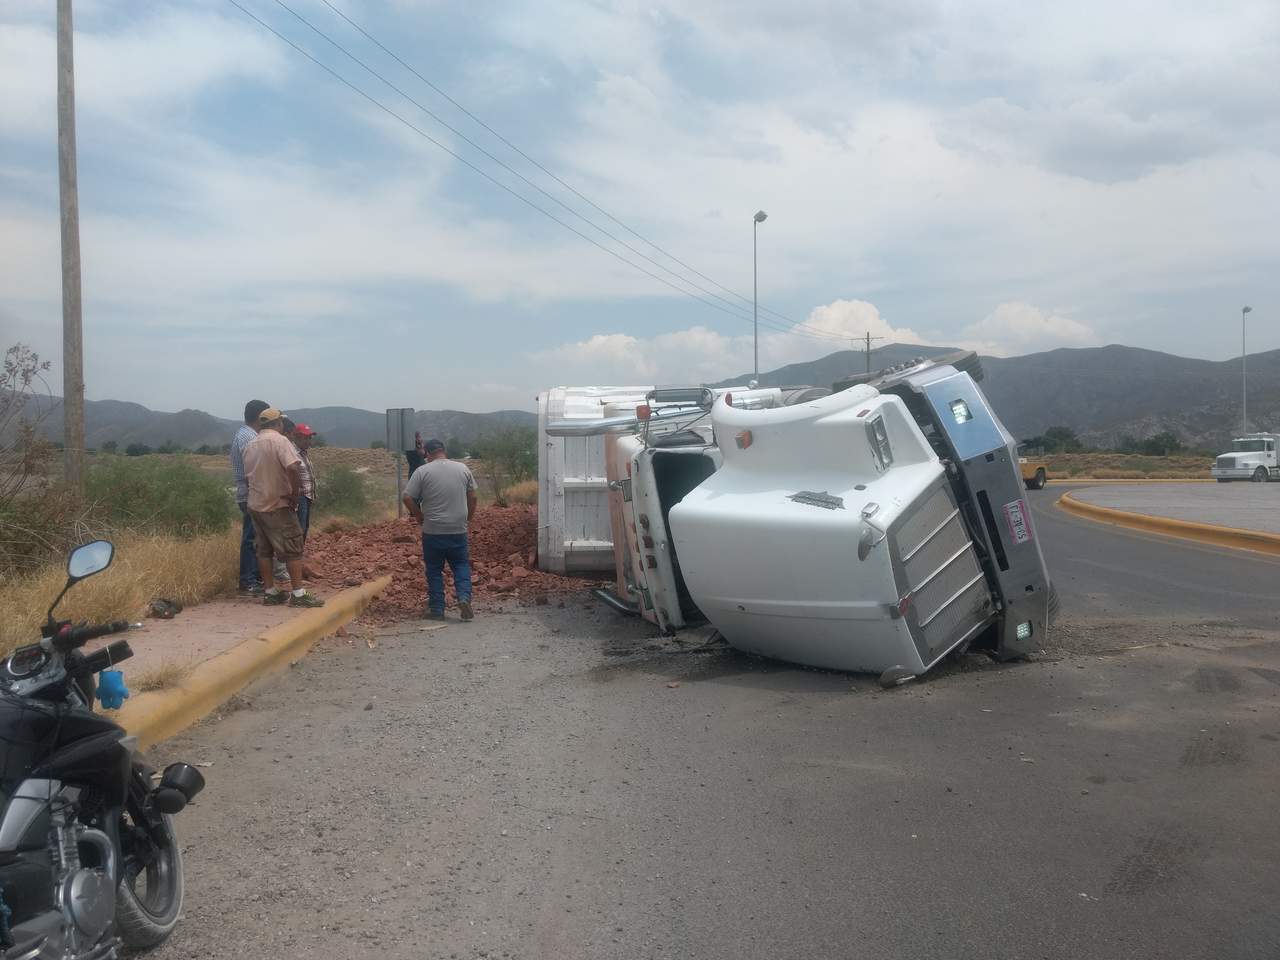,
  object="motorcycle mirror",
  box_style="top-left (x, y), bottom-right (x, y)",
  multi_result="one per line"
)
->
top-left (47, 540), bottom-right (116, 628)
top-left (857, 522), bottom-right (876, 561)
top-left (68, 540), bottom-right (114, 581)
